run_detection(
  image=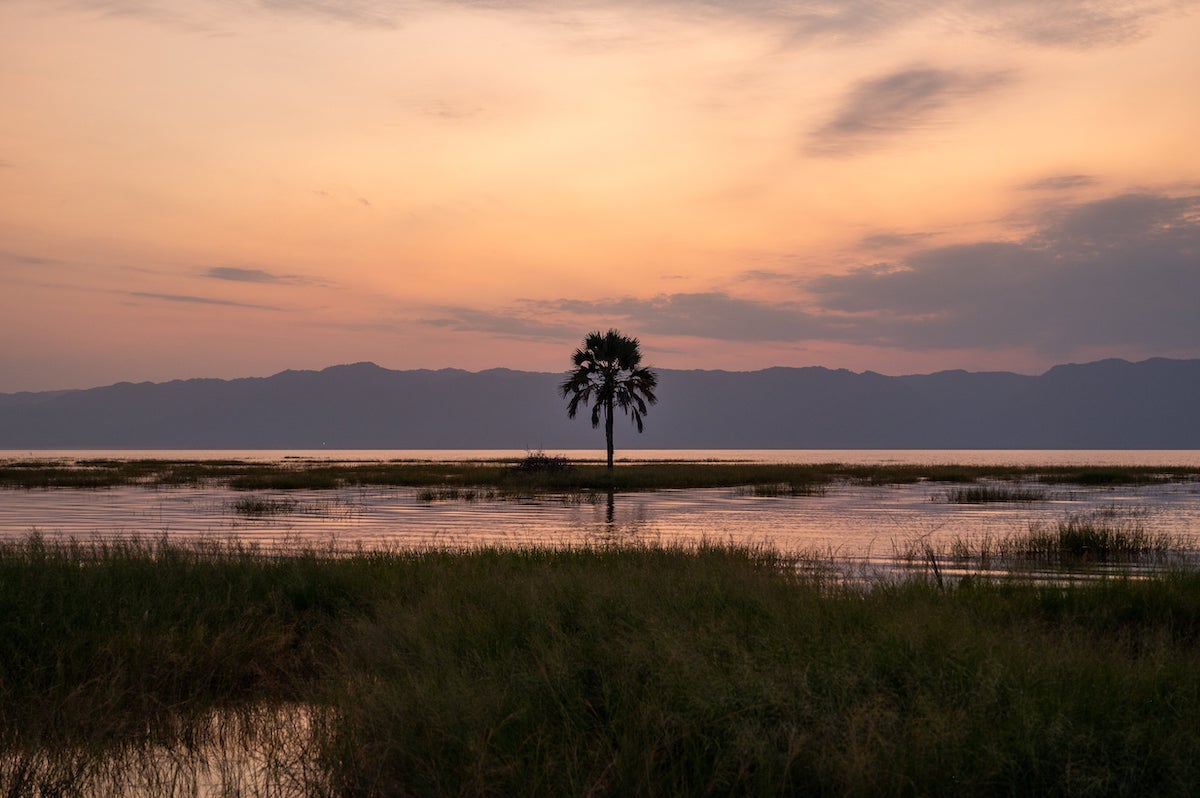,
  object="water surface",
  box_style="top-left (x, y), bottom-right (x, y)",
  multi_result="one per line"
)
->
top-left (5, 476), bottom-right (1198, 566)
